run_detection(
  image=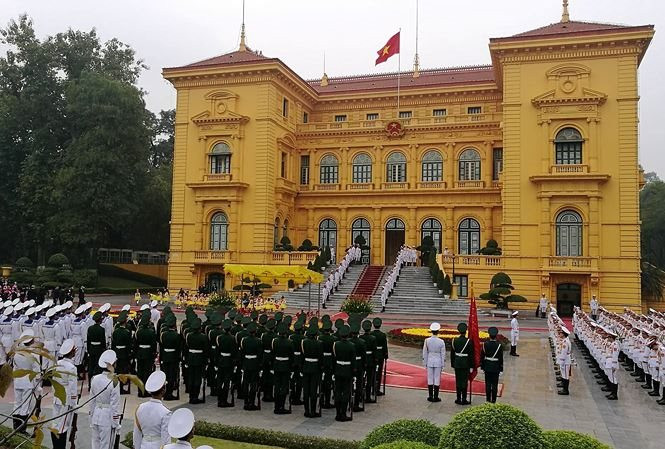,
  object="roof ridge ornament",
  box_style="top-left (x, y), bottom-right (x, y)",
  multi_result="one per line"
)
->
top-left (561, 0), bottom-right (570, 23)
top-left (239, 0), bottom-right (248, 51)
